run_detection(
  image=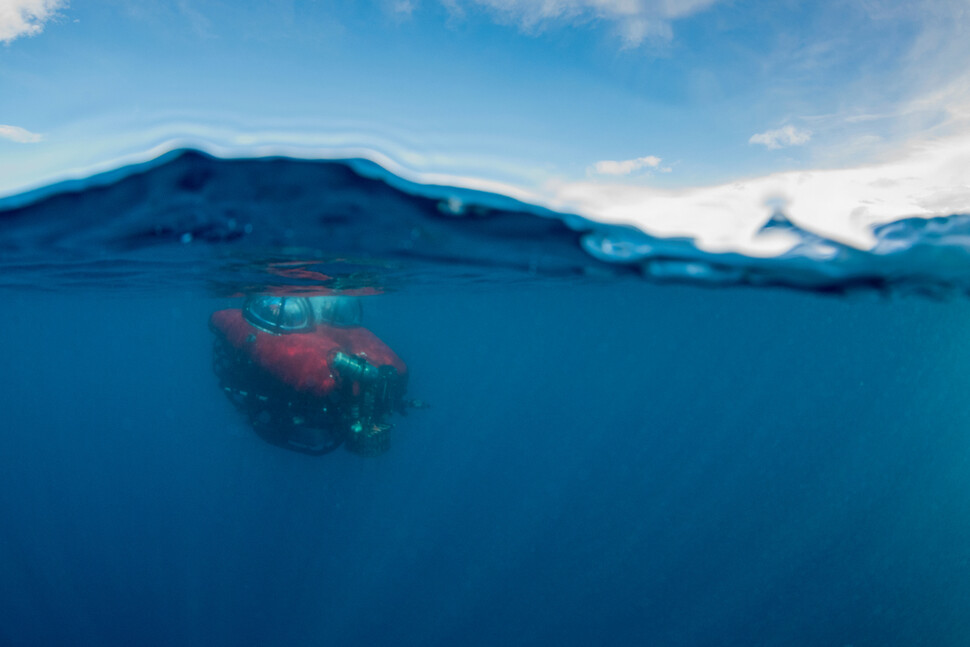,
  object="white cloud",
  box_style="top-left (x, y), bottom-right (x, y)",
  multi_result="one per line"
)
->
top-left (0, 0), bottom-right (66, 44)
top-left (443, 0), bottom-right (720, 46)
top-left (590, 155), bottom-right (663, 176)
top-left (0, 124), bottom-right (43, 143)
top-left (749, 125), bottom-right (812, 150)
